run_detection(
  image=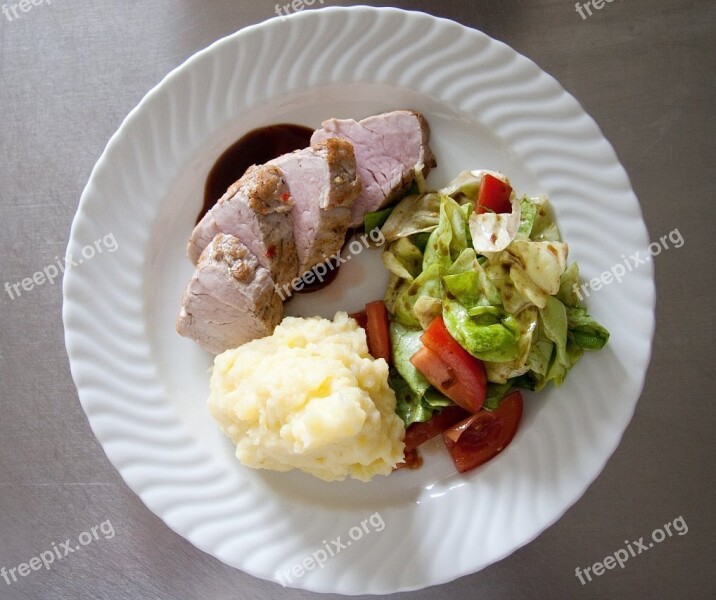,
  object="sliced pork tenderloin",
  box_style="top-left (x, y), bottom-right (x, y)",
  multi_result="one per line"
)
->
top-left (177, 234), bottom-right (283, 354)
top-left (187, 164), bottom-right (298, 288)
top-left (269, 138), bottom-right (361, 274)
top-left (311, 110), bottom-right (436, 227)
